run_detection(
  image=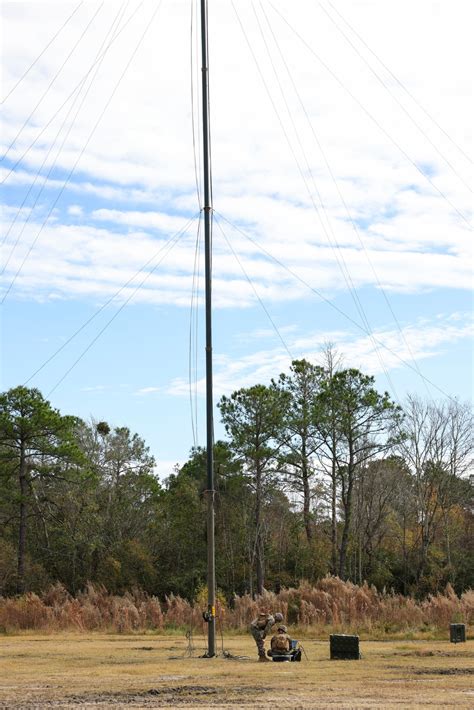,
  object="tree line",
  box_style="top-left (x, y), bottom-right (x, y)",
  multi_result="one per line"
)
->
top-left (0, 357), bottom-right (472, 600)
